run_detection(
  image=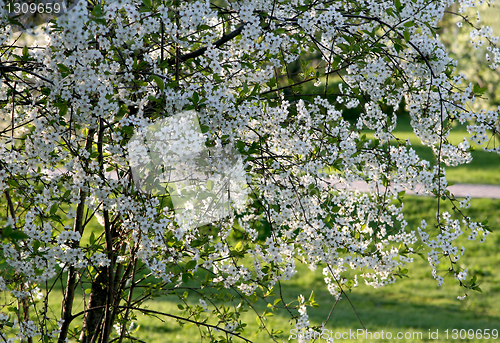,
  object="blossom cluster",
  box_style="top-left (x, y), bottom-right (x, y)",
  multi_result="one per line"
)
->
top-left (0, 0), bottom-right (498, 341)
